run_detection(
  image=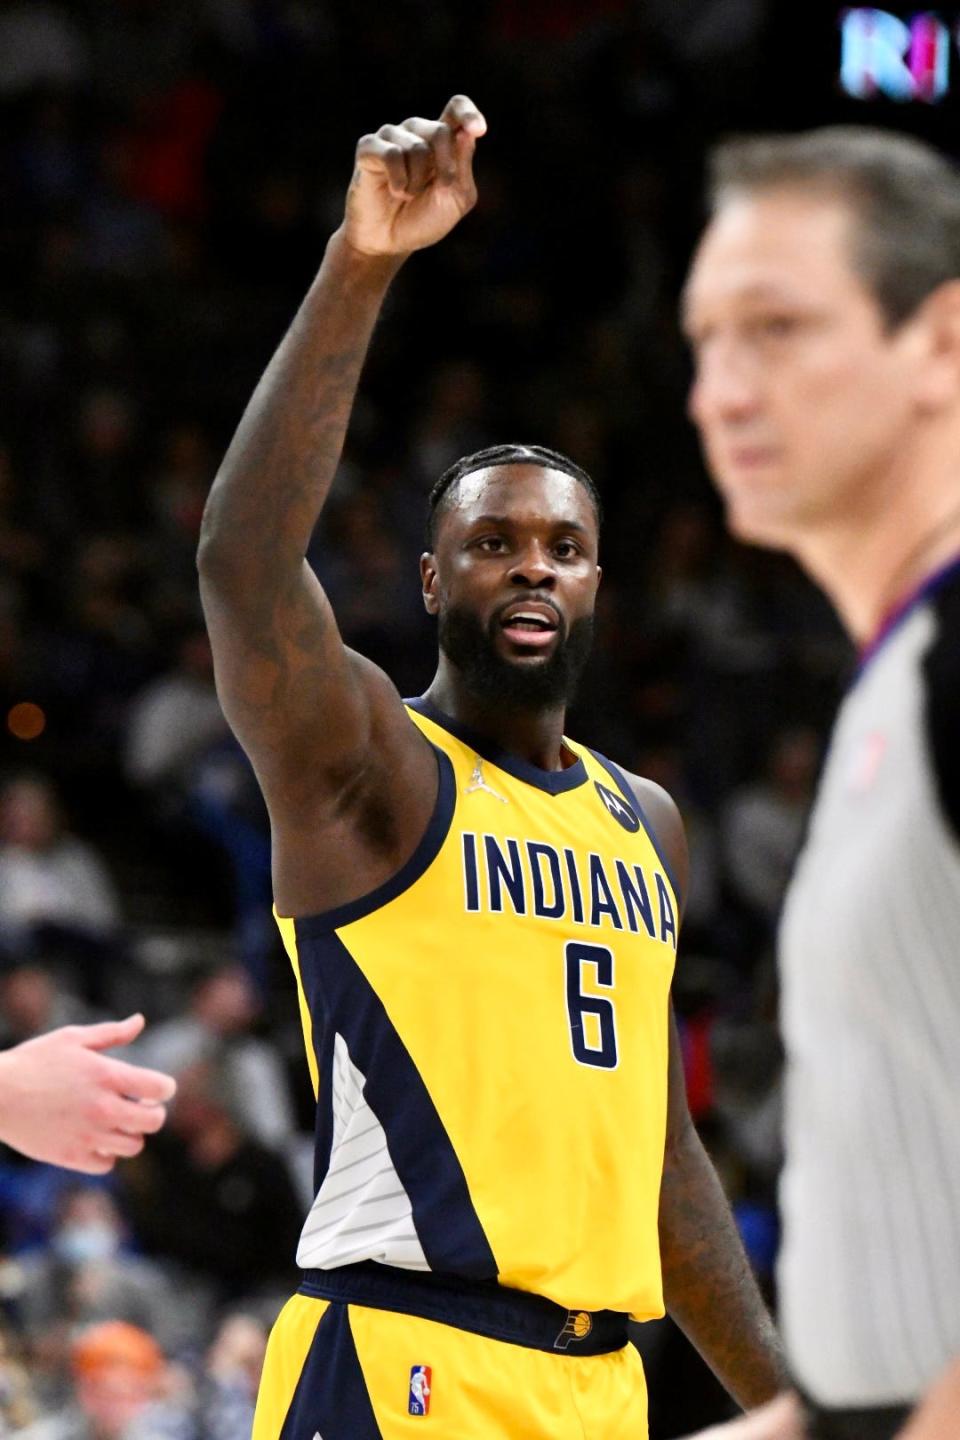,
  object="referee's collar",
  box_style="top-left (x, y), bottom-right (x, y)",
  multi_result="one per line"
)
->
top-left (856, 551), bottom-right (960, 679)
